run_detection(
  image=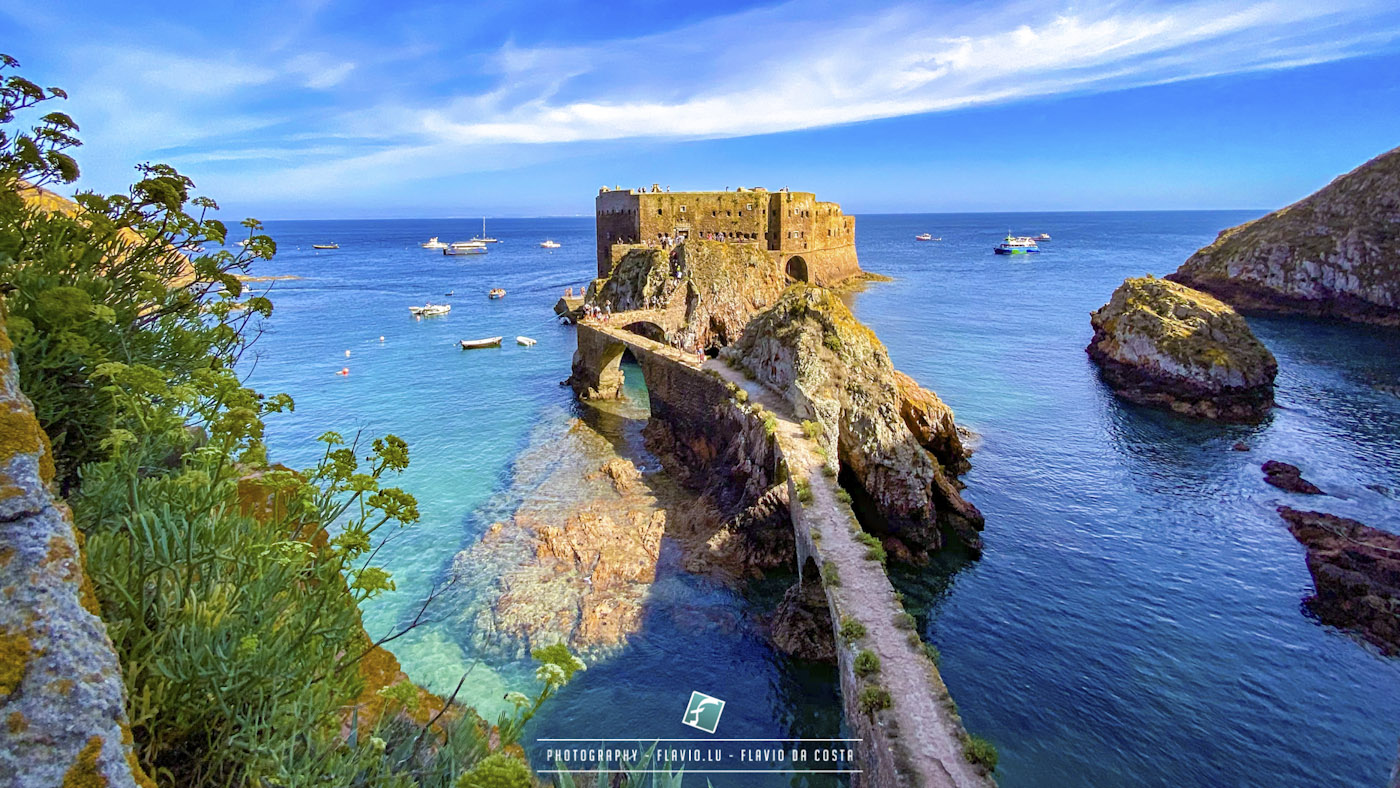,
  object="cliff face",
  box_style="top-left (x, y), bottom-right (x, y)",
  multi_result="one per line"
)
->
top-left (1088, 276), bottom-right (1277, 422)
top-left (0, 327), bottom-right (151, 788)
top-left (1167, 146), bottom-right (1400, 326)
top-left (590, 240), bottom-right (787, 351)
top-left (727, 286), bottom-right (983, 556)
